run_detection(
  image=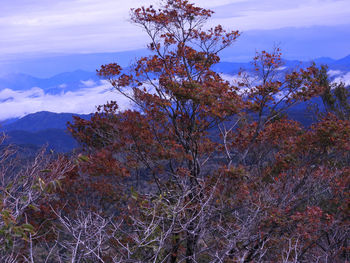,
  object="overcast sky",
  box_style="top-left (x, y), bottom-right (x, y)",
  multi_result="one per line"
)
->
top-left (1, 0), bottom-right (350, 58)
